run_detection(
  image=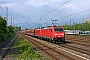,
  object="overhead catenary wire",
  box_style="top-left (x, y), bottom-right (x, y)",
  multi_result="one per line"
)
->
top-left (1, 0), bottom-right (89, 27)
top-left (16, 1), bottom-right (40, 11)
top-left (0, 6), bottom-right (6, 14)
top-left (2, 0), bottom-right (12, 16)
top-left (59, 9), bottom-right (90, 19)
top-left (49, 0), bottom-right (85, 17)
top-left (0, 0), bottom-right (7, 15)
top-left (2, 0), bottom-right (7, 7)
top-left (46, 0), bottom-right (87, 21)
top-left (36, 0), bottom-right (53, 15)
top-left (69, 0), bottom-right (85, 17)
top-left (70, 0), bottom-right (85, 7)
top-left (36, 0), bottom-right (71, 20)
top-left (2, 0), bottom-right (12, 25)
top-left (34, 0), bottom-right (89, 26)
top-left (44, 0), bottom-right (52, 8)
